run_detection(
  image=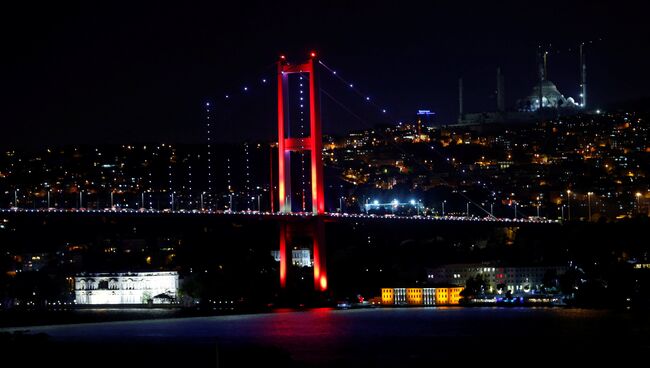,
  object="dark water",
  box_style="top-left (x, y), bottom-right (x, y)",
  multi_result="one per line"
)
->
top-left (2, 307), bottom-right (649, 367)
